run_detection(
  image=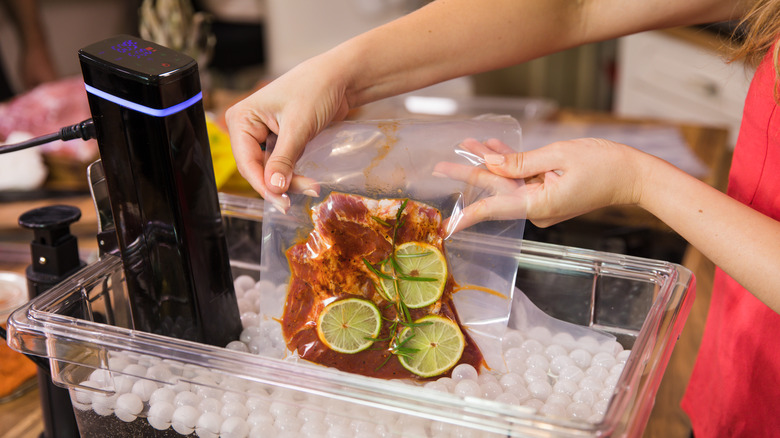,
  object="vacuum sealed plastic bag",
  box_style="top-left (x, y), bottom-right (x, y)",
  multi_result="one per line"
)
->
top-left (505, 288), bottom-right (618, 357)
top-left (257, 116), bottom-right (526, 379)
